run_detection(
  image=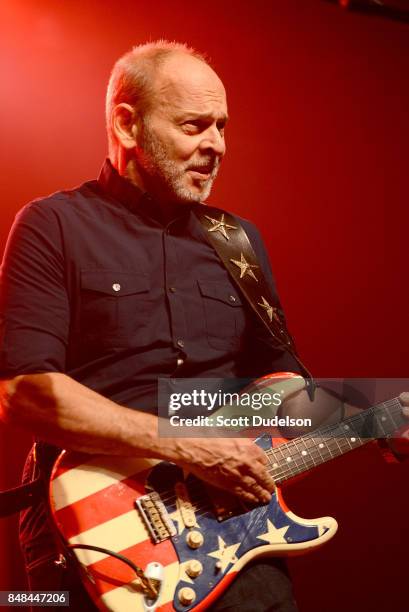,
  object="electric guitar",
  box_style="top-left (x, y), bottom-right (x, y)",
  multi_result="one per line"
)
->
top-left (48, 373), bottom-right (406, 612)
